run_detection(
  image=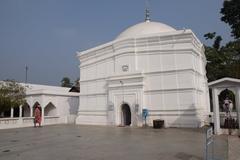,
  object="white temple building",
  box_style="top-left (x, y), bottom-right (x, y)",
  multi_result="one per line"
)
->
top-left (0, 83), bottom-right (79, 129)
top-left (75, 12), bottom-right (210, 127)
